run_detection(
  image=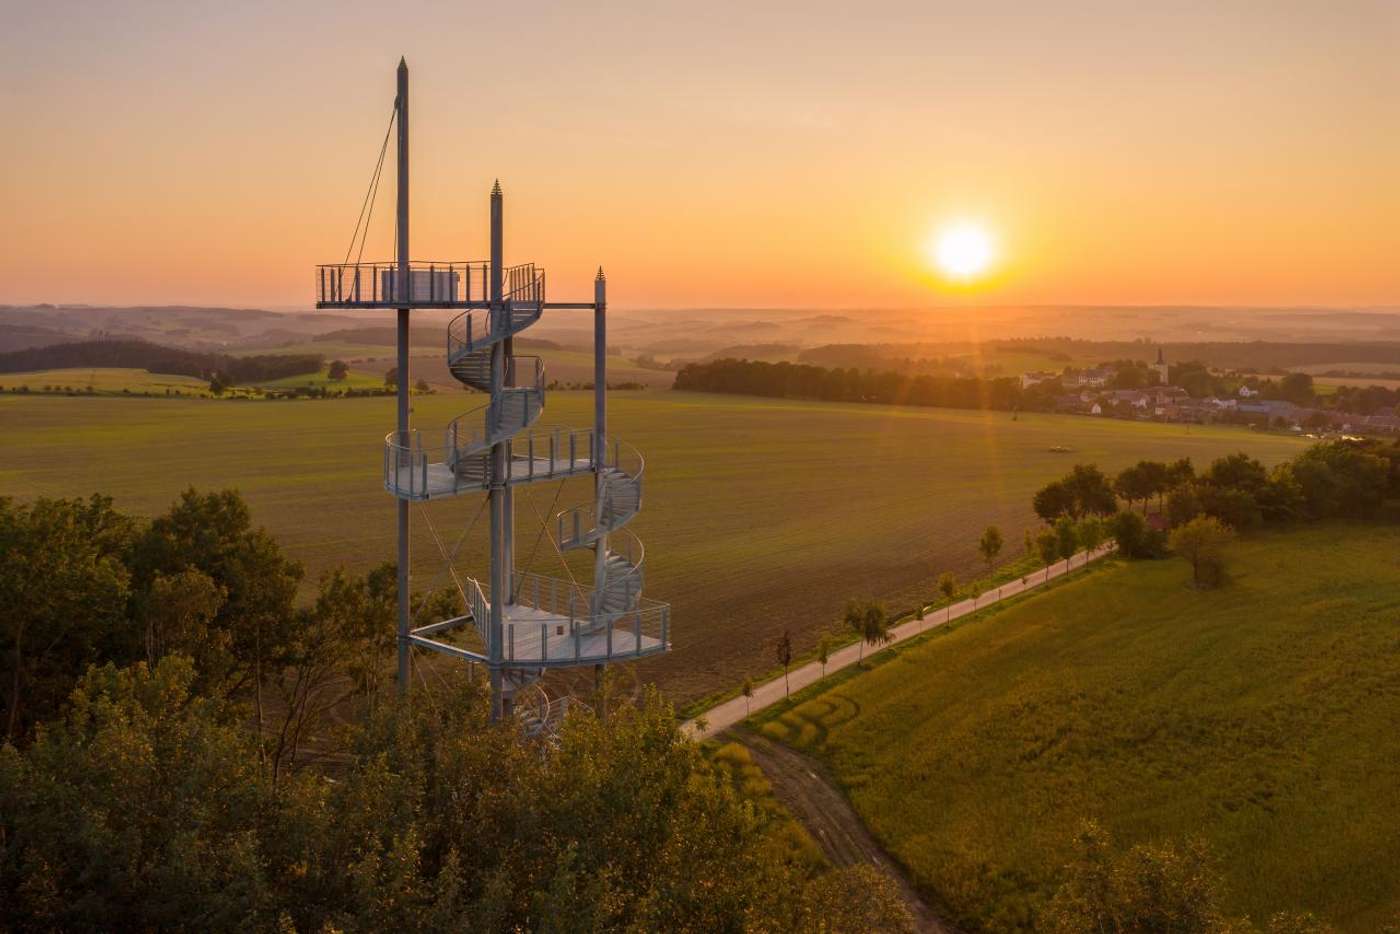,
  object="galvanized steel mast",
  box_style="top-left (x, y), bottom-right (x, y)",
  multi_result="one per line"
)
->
top-left (394, 58), bottom-right (411, 695)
